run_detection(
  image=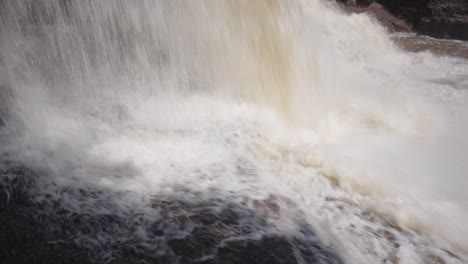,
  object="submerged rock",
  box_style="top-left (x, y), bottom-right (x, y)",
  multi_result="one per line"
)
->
top-left (0, 168), bottom-right (343, 264)
top-left (199, 237), bottom-right (297, 264)
top-left (0, 167), bottom-right (36, 208)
